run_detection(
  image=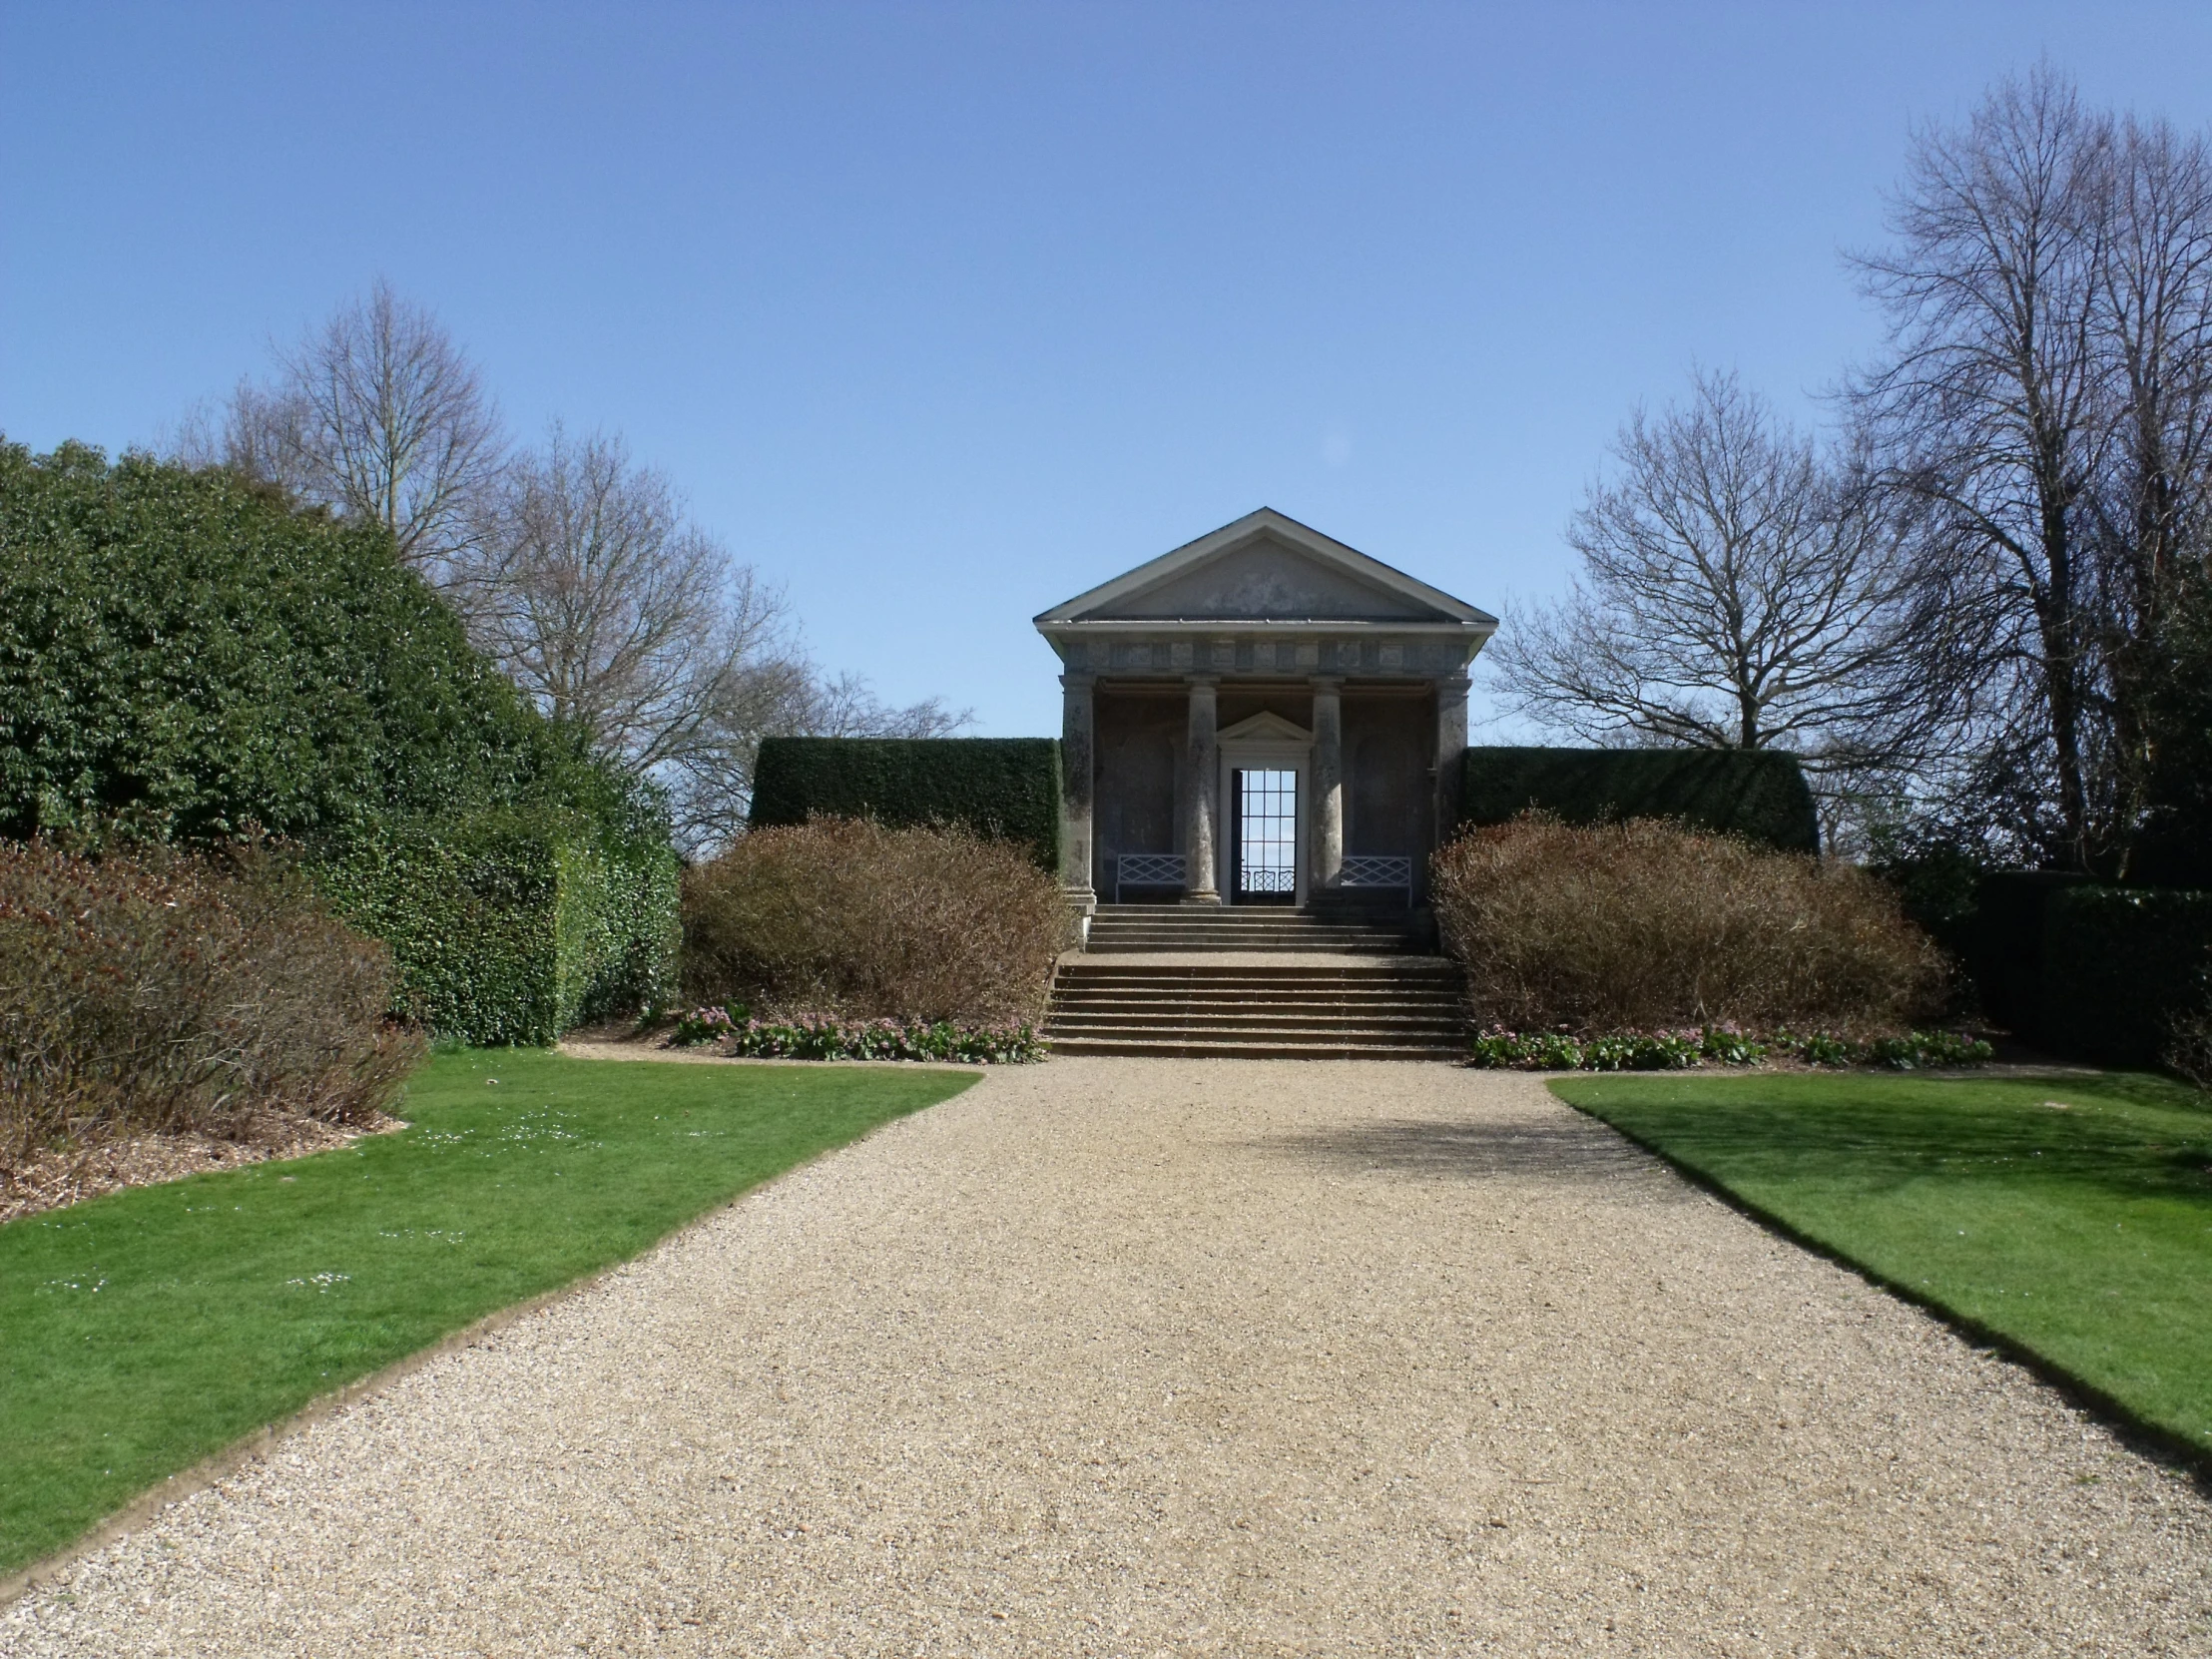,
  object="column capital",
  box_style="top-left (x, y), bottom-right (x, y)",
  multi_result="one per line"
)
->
top-left (1184, 673), bottom-right (1220, 691)
top-left (1436, 672), bottom-right (1472, 699)
top-left (1308, 674), bottom-right (1345, 693)
top-left (1059, 670), bottom-right (1096, 692)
